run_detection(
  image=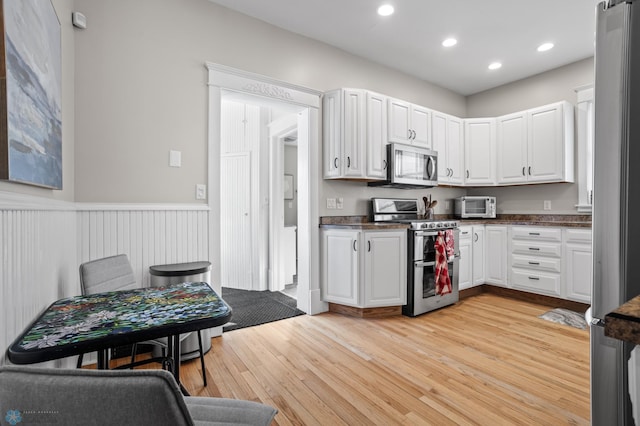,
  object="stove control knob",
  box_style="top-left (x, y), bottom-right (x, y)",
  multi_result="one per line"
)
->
top-left (428, 223), bottom-right (435, 229)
